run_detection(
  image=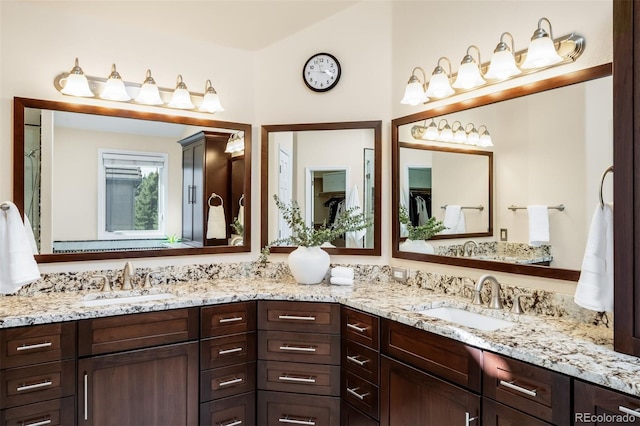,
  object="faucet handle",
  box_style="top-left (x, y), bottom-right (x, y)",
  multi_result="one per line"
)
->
top-left (512, 293), bottom-right (531, 314)
top-left (91, 275), bottom-right (112, 292)
top-left (464, 283), bottom-right (483, 305)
